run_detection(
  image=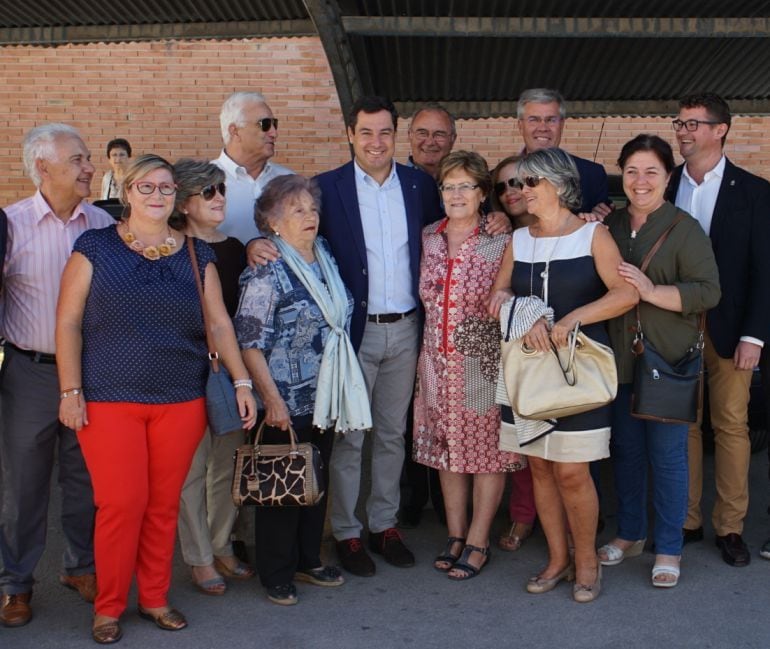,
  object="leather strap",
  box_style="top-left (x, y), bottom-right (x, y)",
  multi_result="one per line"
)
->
top-left (187, 237), bottom-right (221, 372)
top-left (633, 212), bottom-right (705, 349)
